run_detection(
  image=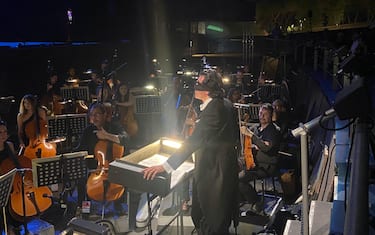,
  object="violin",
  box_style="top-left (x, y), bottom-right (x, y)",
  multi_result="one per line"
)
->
top-left (0, 148), bottom-right (52, 220)
top-left (181, 95), bottom-right (198, 138)
top-left (86, 140), bottom-right (125, 202)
